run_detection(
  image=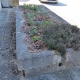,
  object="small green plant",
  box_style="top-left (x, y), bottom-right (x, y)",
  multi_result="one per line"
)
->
top-left (39, 8), bottom-right (46, 16)
top-left (23, 4), bottom-right (28, 9)
top-left (36, 20), bottom-right (46, 29)
top-left (26, 12), bottom-right (34, 19)
top-left (39, 20), bottom-right (45, 29)
top-left (26, 12), bottom-right (35, 25)
top-left (32, 5), bottom-right (37, 11)
top-left (30, 26), bottom-right (37, 35)
top-left (31, 26), bottom-right (37, 30)
top-left (27, 19), bottom-right (35, 26)
top-left (33, 36), bottom-right (40, 42)
top-left (45, 21), bottom-right (49, 26)
top-left (24, 4), bottom-right (37, 11)
top-left (23, 4), bottom-right (31, 9)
